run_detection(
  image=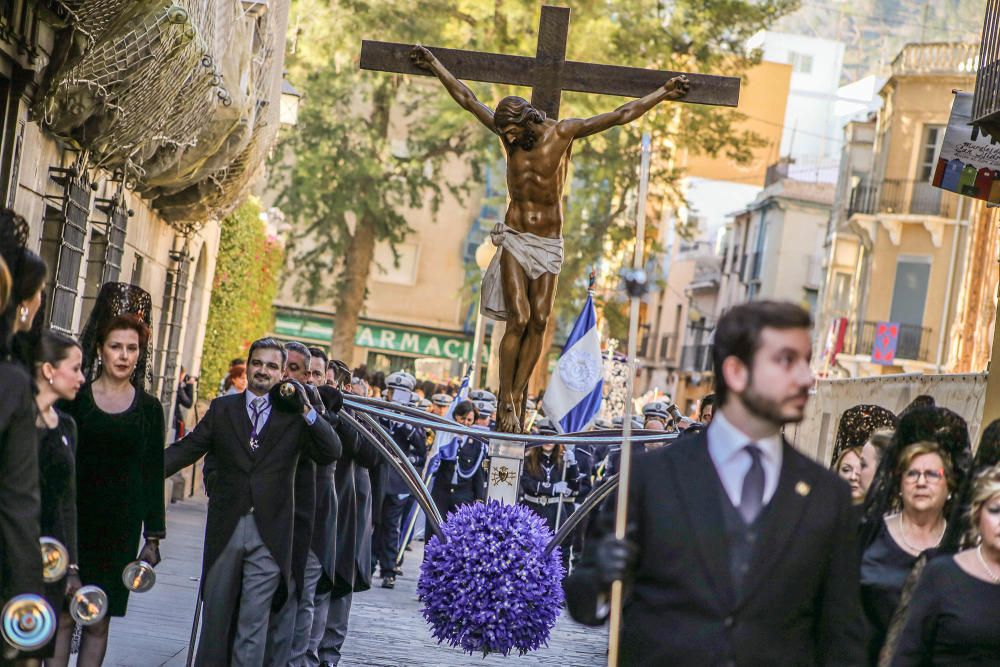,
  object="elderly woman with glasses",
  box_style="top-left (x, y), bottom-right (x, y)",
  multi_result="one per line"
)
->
top-left (861, 433), bottom-right (962, 665)
top-left (891, 464), bottom-right (1000, 665)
